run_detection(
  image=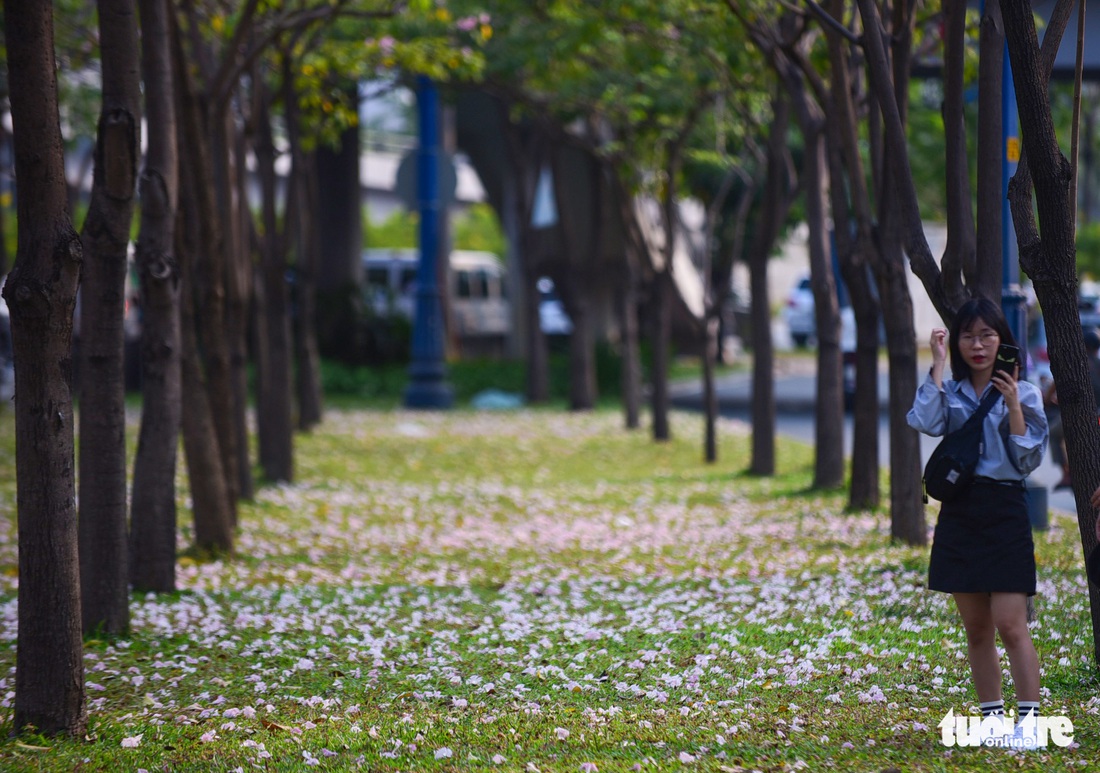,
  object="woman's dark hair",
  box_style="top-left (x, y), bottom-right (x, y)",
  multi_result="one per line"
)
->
top-left (948, 296), bottom-right (1018, 381)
